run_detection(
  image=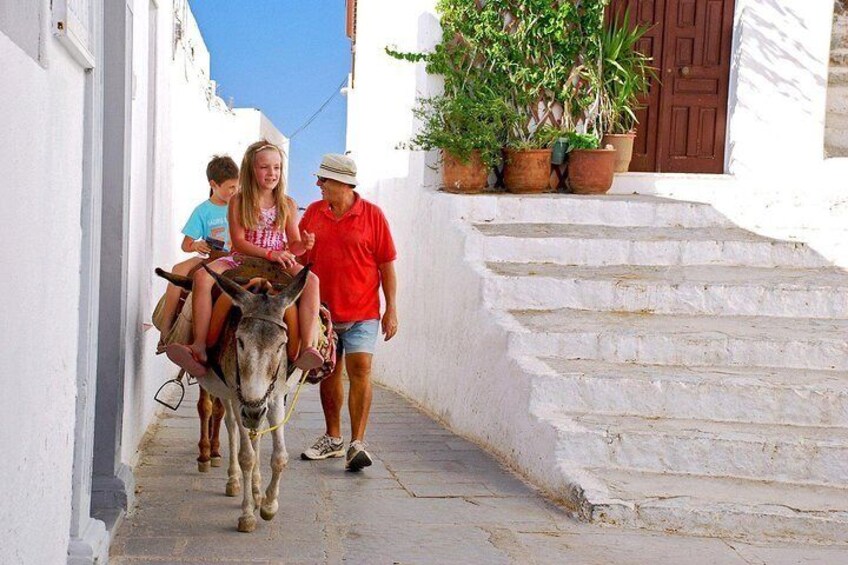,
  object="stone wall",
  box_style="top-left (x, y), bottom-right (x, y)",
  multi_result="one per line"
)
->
top-left (827, 0), bottom-right (848, 157)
